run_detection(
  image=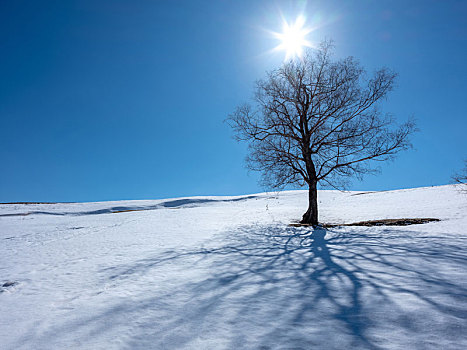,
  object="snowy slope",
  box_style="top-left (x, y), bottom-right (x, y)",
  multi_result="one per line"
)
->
top-left (1, 185), bottom-right (466, 349)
